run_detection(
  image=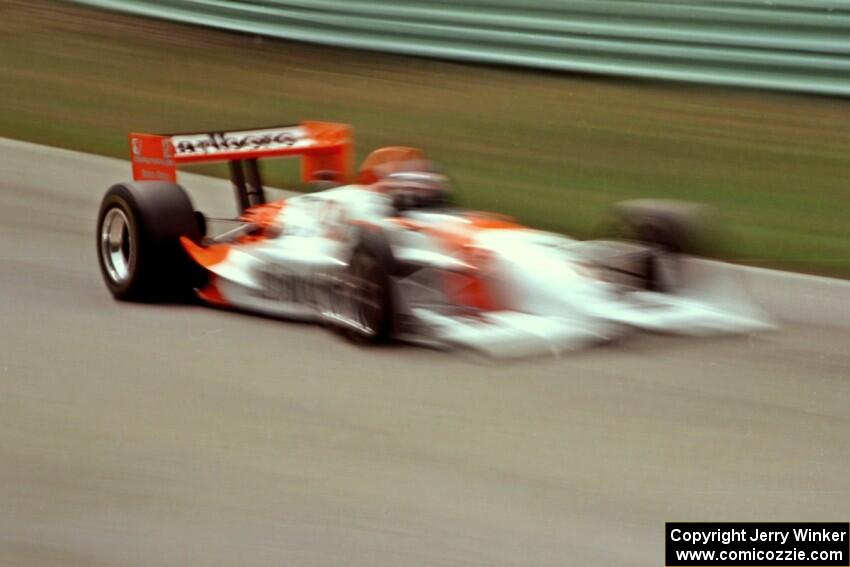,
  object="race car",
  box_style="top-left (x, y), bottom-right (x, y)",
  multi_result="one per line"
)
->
top-left (97, 121), bottom-right (771, 356)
